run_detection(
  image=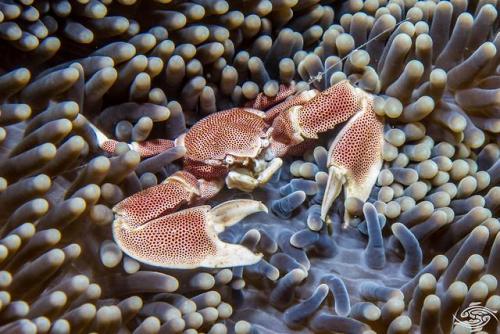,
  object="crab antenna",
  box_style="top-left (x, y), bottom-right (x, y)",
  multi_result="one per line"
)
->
top-left (307, 19), bottom-right (410, 85)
